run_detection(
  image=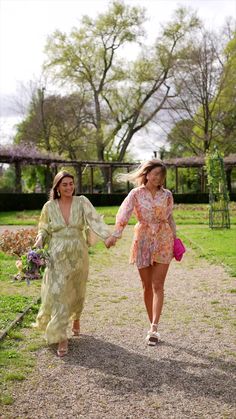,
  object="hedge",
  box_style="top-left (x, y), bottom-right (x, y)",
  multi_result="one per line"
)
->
top-left (0, 192), bottom-right (235, 211)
